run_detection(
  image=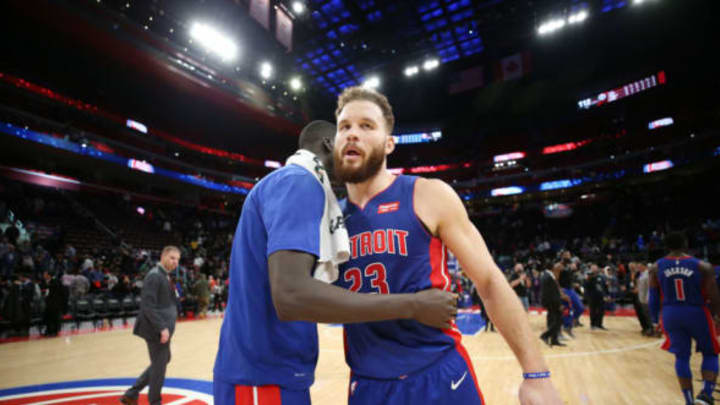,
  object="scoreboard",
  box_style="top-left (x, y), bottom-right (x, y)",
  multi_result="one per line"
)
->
top-left (578, 71), bottom-right (666, 110)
